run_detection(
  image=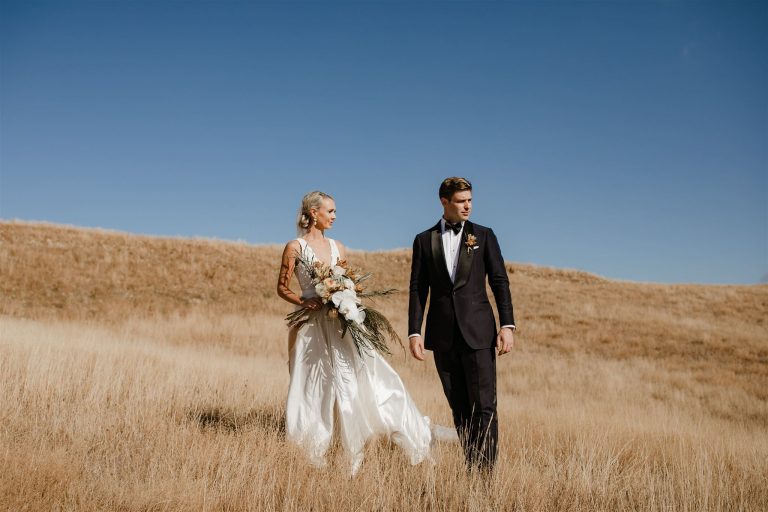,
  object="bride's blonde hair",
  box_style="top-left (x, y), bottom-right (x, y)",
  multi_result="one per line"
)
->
top-left (296, 191), bottom-right (334, 236)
